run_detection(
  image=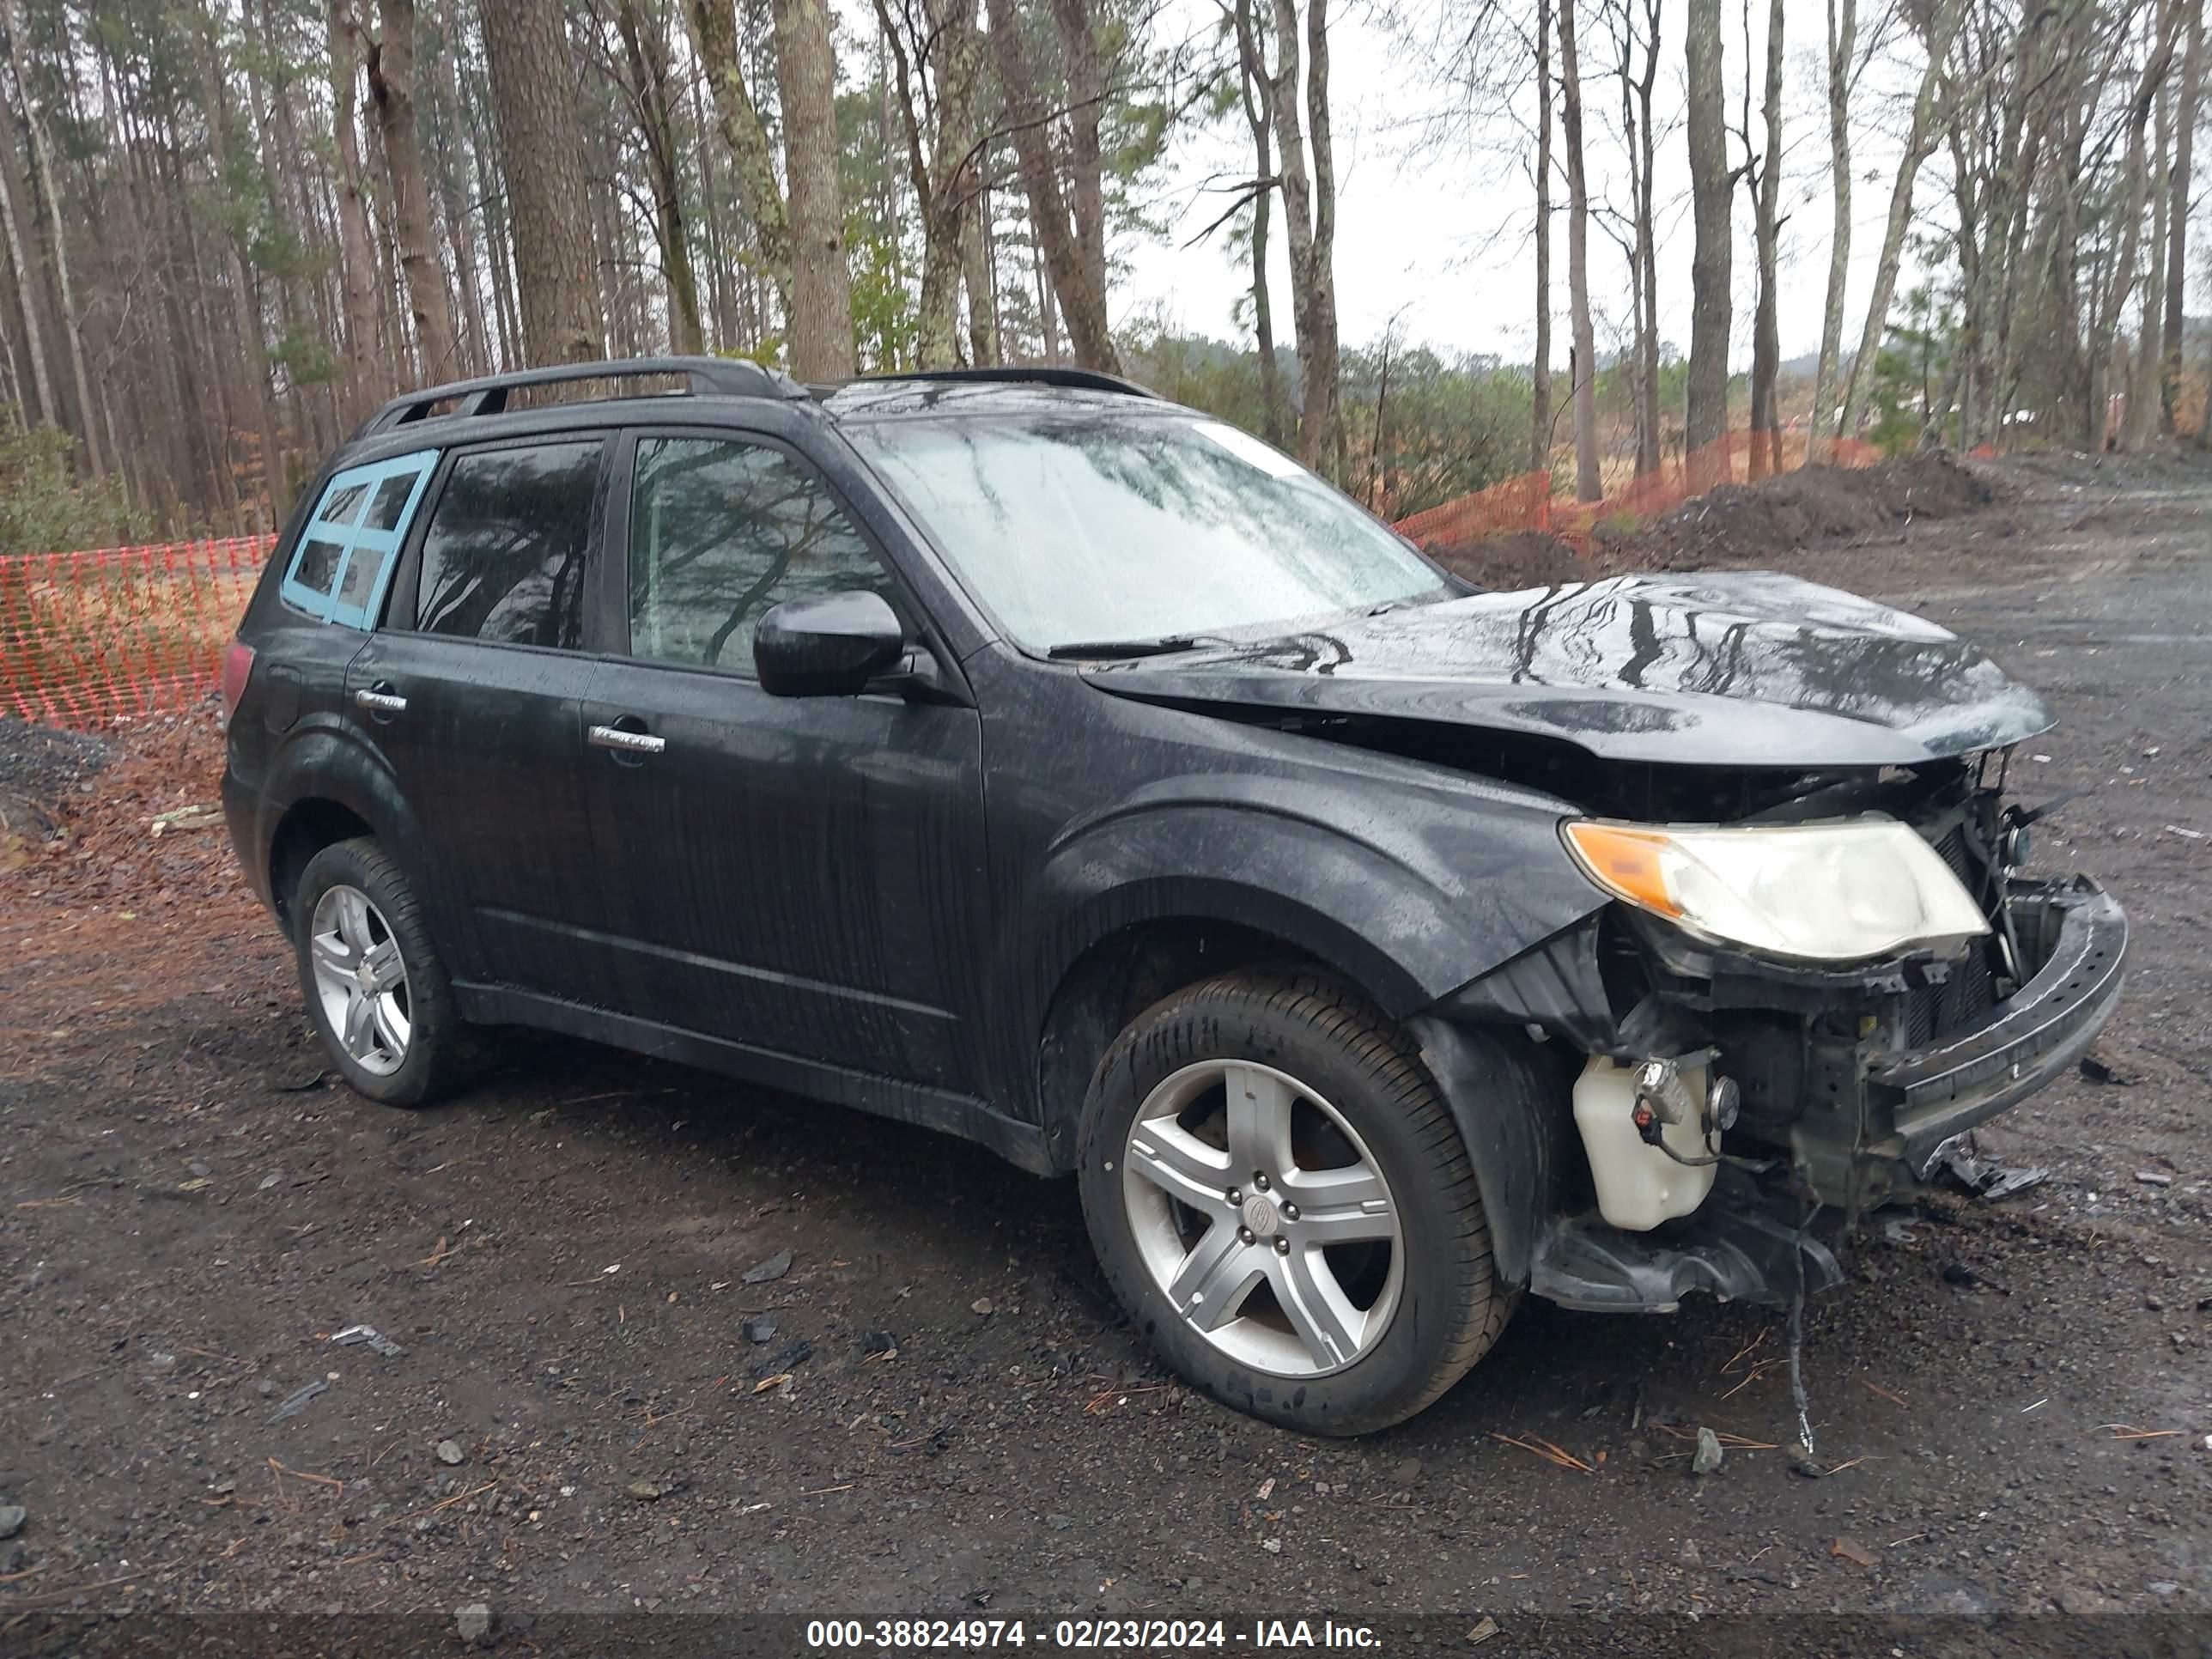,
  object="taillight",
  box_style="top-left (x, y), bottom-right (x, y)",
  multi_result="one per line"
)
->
top-left (220, 639), bottom-right (256, 721)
